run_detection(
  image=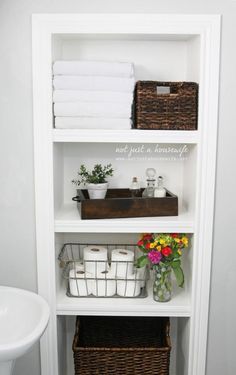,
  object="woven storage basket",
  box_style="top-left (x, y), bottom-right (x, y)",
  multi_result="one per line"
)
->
top-left (73, 316), bottom-right (171, 375)
top-left (134, 81), bottom-right (198, 130)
